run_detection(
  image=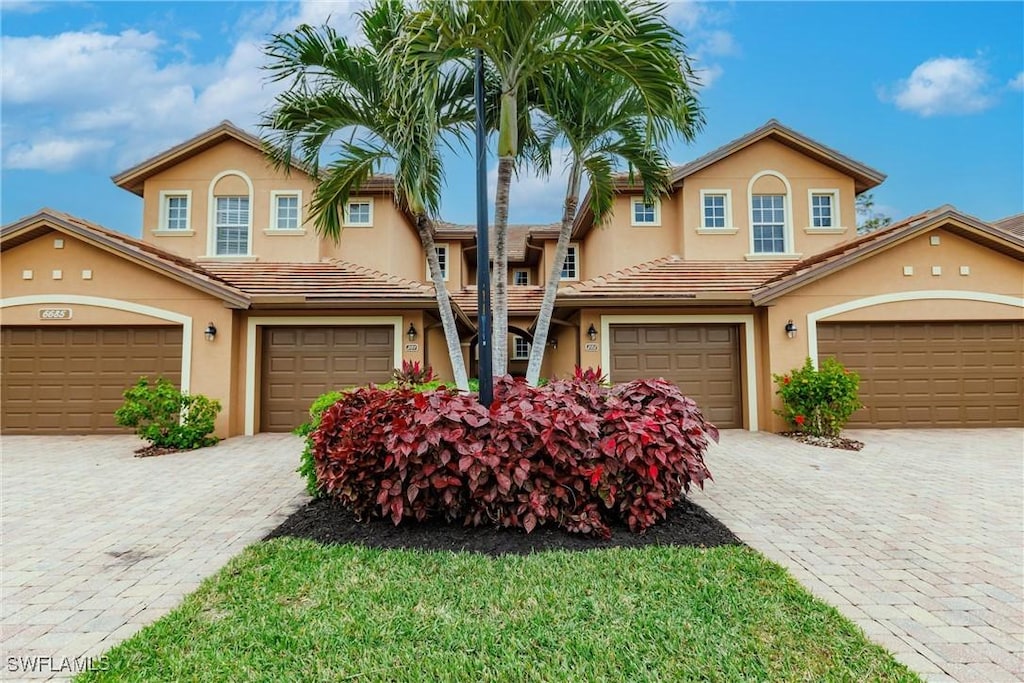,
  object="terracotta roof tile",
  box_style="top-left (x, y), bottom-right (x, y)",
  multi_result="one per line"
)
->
top-left (201, 260), bottom-right (434, 301)
top-left (559, 257), bottom-right (797, 299)
top-left (435, 222), bottom-right (560, 260)
top-left (994, 213), bottom-right (1024, 238)
top-left (450, 285), bottom-right (546, 316)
